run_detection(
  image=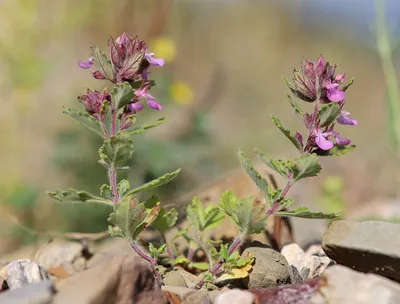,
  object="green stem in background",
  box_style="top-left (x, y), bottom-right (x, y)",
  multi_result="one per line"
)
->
top-left (195, 236), bottom-right (244, 289)
top-left (375, 0), bottom-right (400, 197)
top-left (161, 234), bottom-right (175, 261)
